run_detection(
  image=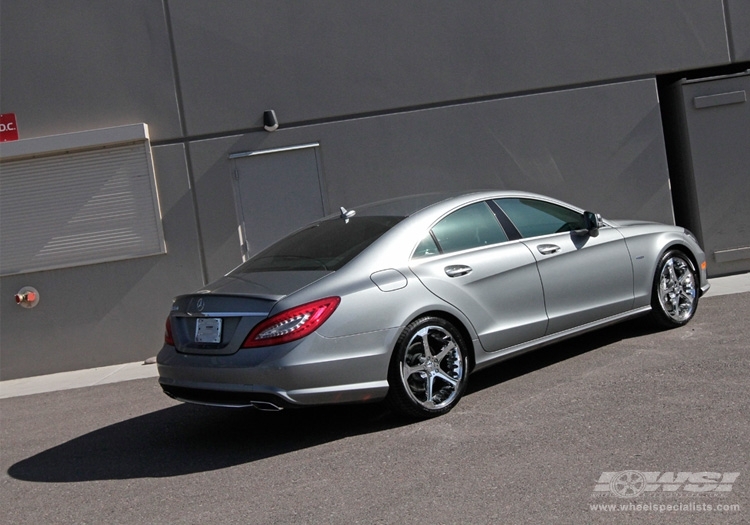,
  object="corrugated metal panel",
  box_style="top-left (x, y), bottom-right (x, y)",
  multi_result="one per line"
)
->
top-left (0, 142), bottom-right (166, 275)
